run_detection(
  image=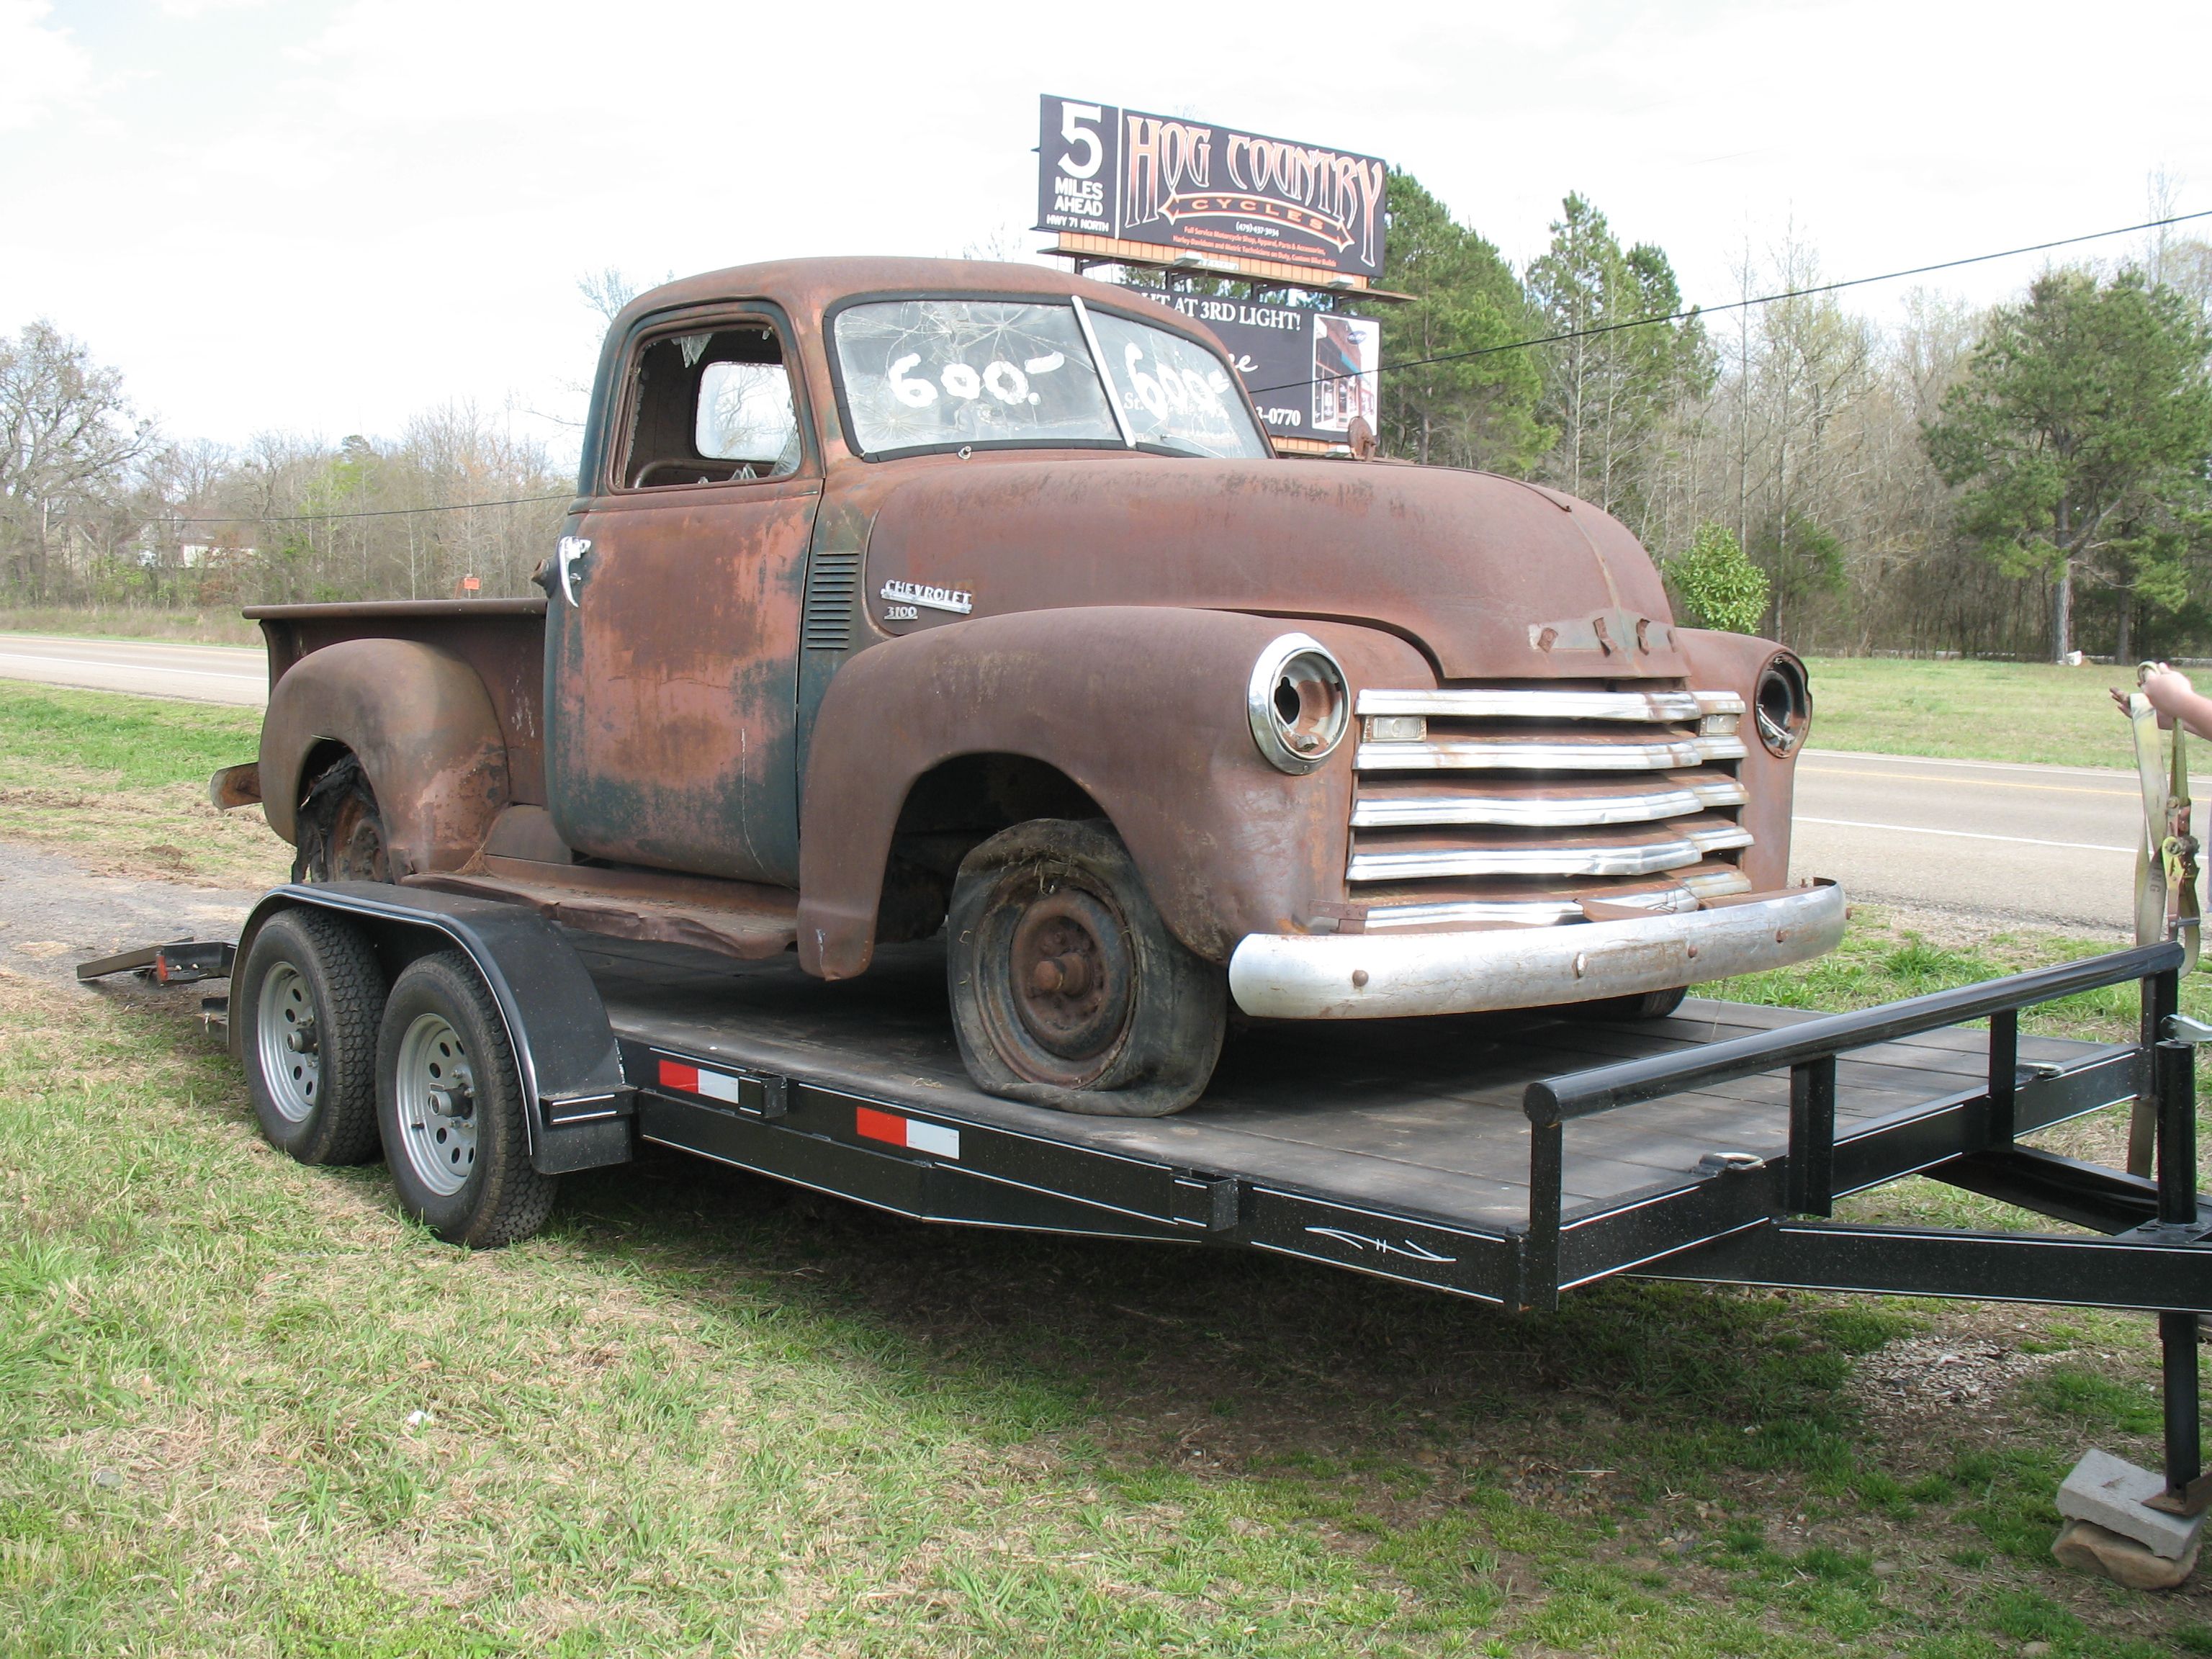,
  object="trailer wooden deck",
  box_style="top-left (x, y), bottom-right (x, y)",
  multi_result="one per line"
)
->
top-left (578, 934), bottom-right (2139, 1302)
